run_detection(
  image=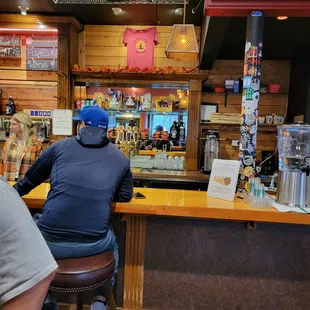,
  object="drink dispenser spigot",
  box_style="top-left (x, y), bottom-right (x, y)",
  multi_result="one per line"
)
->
top-left (301, 157), bottom-right (310, 176)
